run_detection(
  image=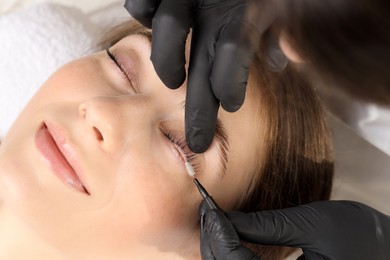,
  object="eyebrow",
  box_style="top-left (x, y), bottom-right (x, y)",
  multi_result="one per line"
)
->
top-left (136, 31), bottom-right (152, 44)
top-left (214, 118), bottom-right (230, 179)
